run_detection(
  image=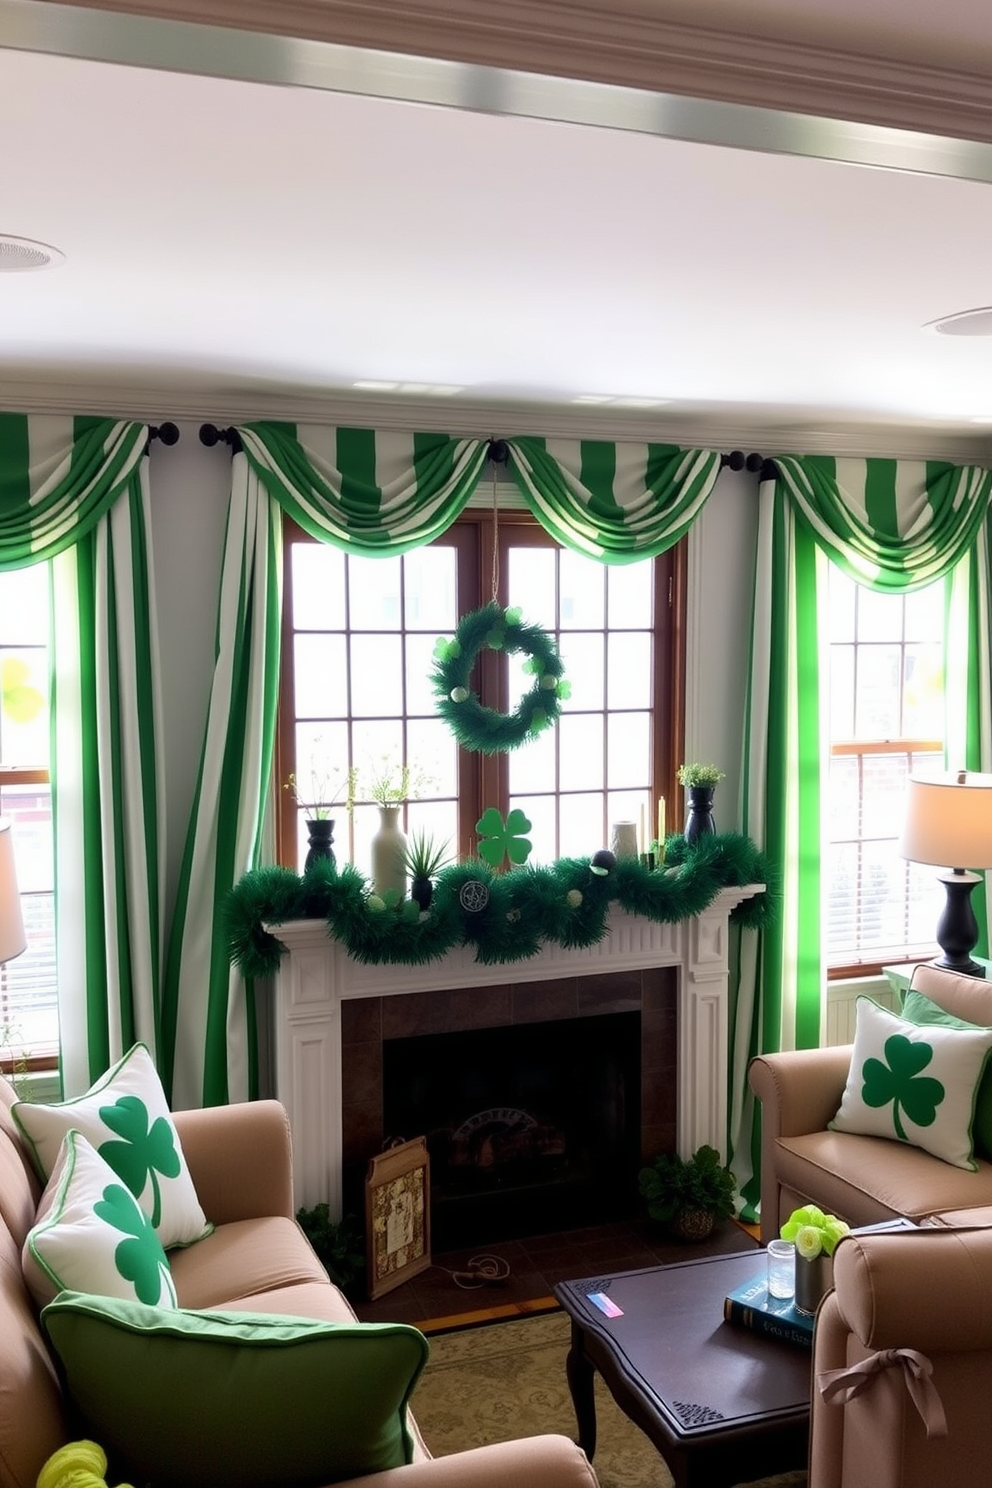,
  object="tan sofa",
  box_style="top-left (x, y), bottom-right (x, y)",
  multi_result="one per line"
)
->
top-left (748, 964), bottom-right (992, 1243)
top-left (0, 1073), bottom-right (597, 1488)
top-left (810, 1222), bottom-right (992, 1487)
